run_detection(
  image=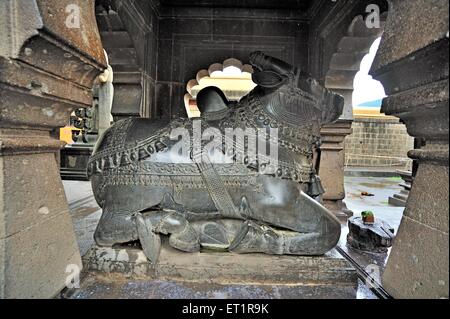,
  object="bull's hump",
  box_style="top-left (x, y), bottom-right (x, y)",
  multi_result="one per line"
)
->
top-left (124, 118), bottom-right (171, 145)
